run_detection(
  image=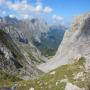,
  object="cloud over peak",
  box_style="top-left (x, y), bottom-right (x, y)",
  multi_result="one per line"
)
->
top-left (0, 0), bottom-right (64, 22)
top-left (52, 15), bottom-right (64, 21)
top-left (0, 0), bottom-right (54, 19)
top-left (44, 6), bottom-right (53, 13)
